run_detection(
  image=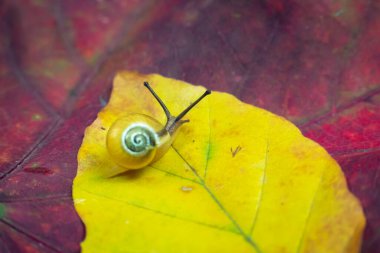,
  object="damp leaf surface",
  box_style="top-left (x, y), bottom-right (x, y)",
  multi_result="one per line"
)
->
top-left (73, 72), bottom-right (365, 253)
